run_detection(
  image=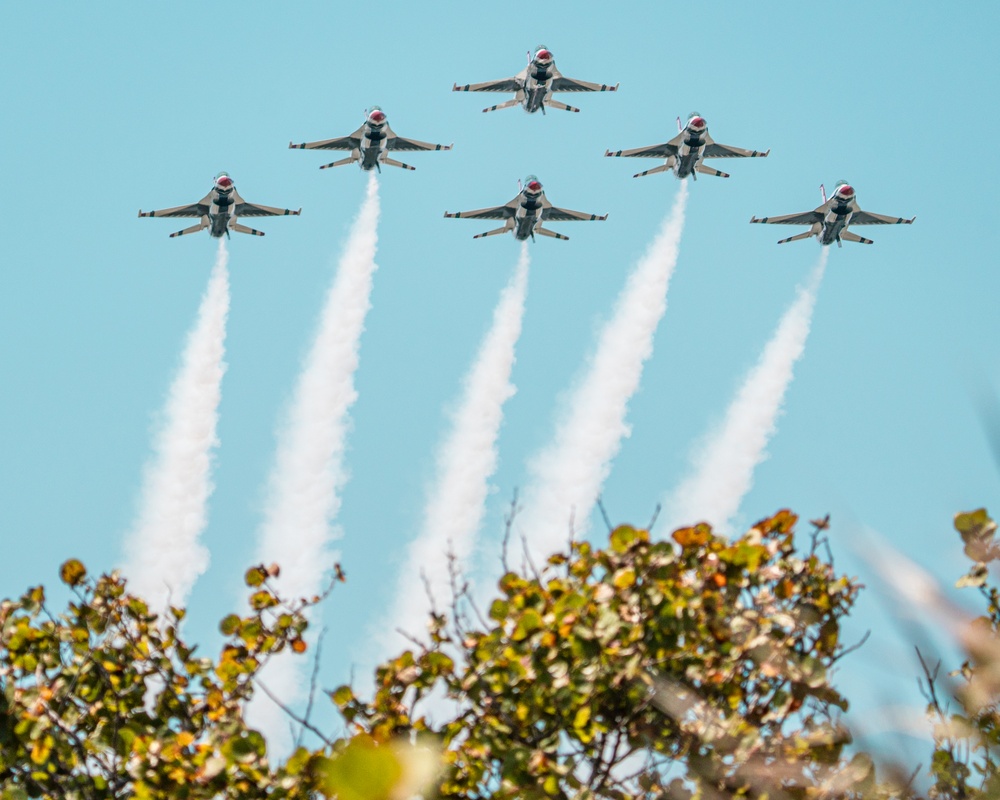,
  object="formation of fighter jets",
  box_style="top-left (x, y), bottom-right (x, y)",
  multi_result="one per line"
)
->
top-left (139, 45), bottom-right (914, 247)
